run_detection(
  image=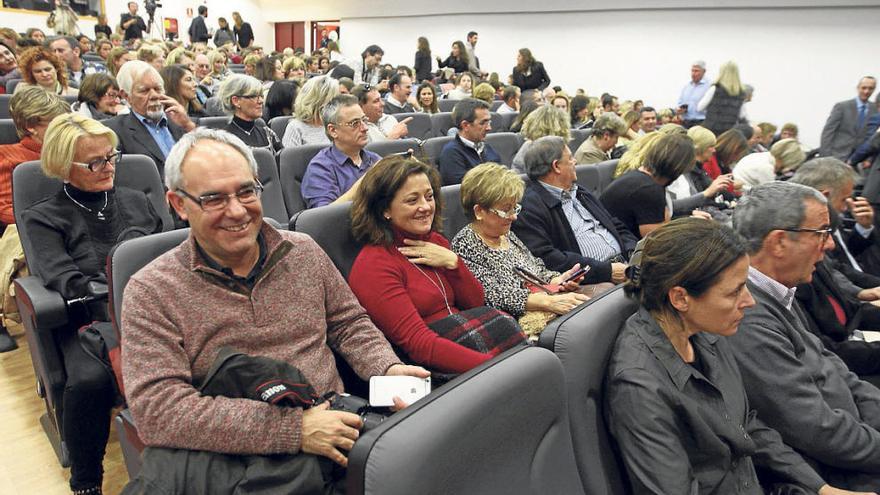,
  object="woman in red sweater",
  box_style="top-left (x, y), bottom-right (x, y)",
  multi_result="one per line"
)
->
top-left (349, 156), bottom-right (494, 374)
